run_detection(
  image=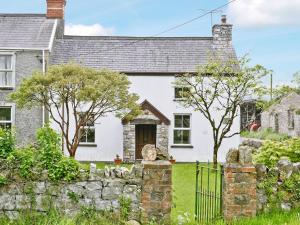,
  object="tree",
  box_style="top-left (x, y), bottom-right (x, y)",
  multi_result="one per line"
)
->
top-left (175, 57), bottom-right (269, 166)
top-left (10, 63), bottom-right (141, 157)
